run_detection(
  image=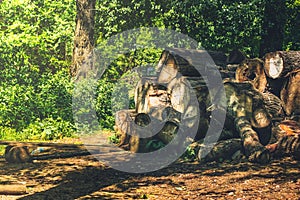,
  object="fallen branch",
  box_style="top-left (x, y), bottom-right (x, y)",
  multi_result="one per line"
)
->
top-left (0, 184), bottom-right (27, 195)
